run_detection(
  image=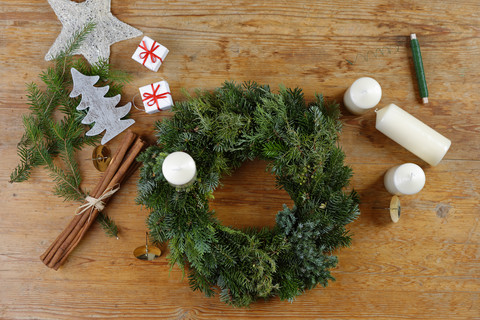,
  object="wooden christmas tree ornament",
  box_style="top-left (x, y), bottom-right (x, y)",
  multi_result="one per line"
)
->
top-left (70, 67), bottom-right (135, 145)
